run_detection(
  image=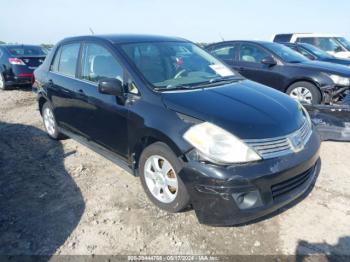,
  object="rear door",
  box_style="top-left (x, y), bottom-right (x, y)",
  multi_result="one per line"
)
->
top-left (73, 42), bottom-right (129, 157)
top-left (47, 42), bottom-right (83, 134)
